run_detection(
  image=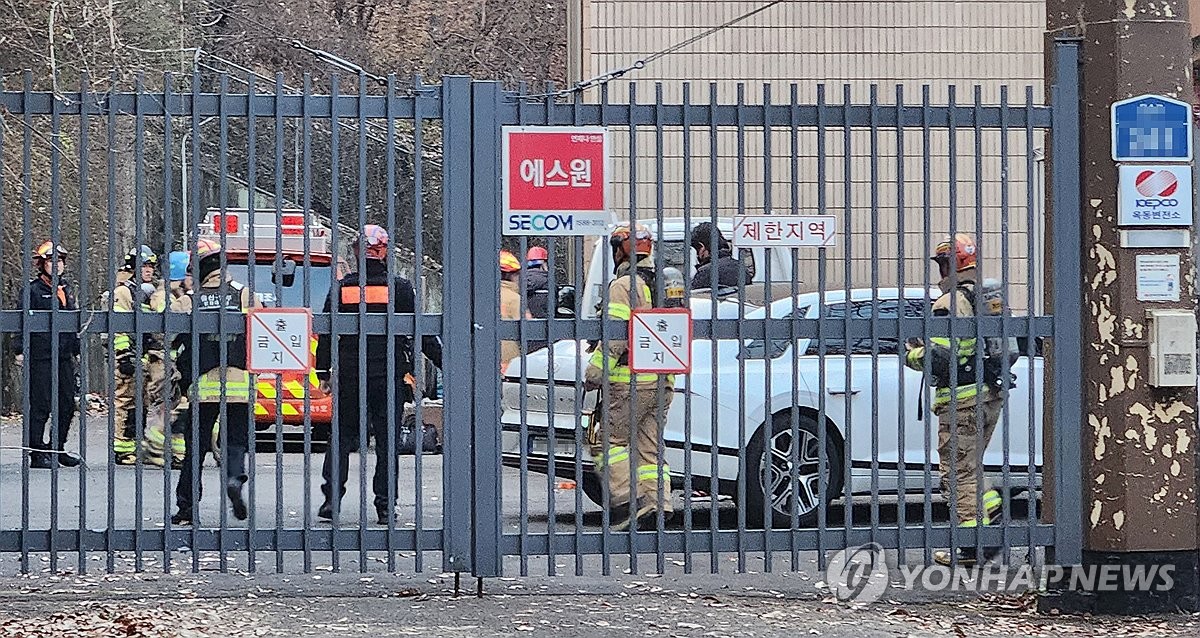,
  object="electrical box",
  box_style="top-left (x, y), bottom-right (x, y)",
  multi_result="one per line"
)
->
top-left (1146, 309), bottom-right (1198, 387)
